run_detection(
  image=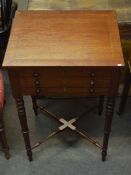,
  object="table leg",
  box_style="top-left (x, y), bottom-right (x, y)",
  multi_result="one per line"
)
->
top-left (102, 97), bottom-right (115, 161)
top-left (15, 97), bottom-right (32, 161)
